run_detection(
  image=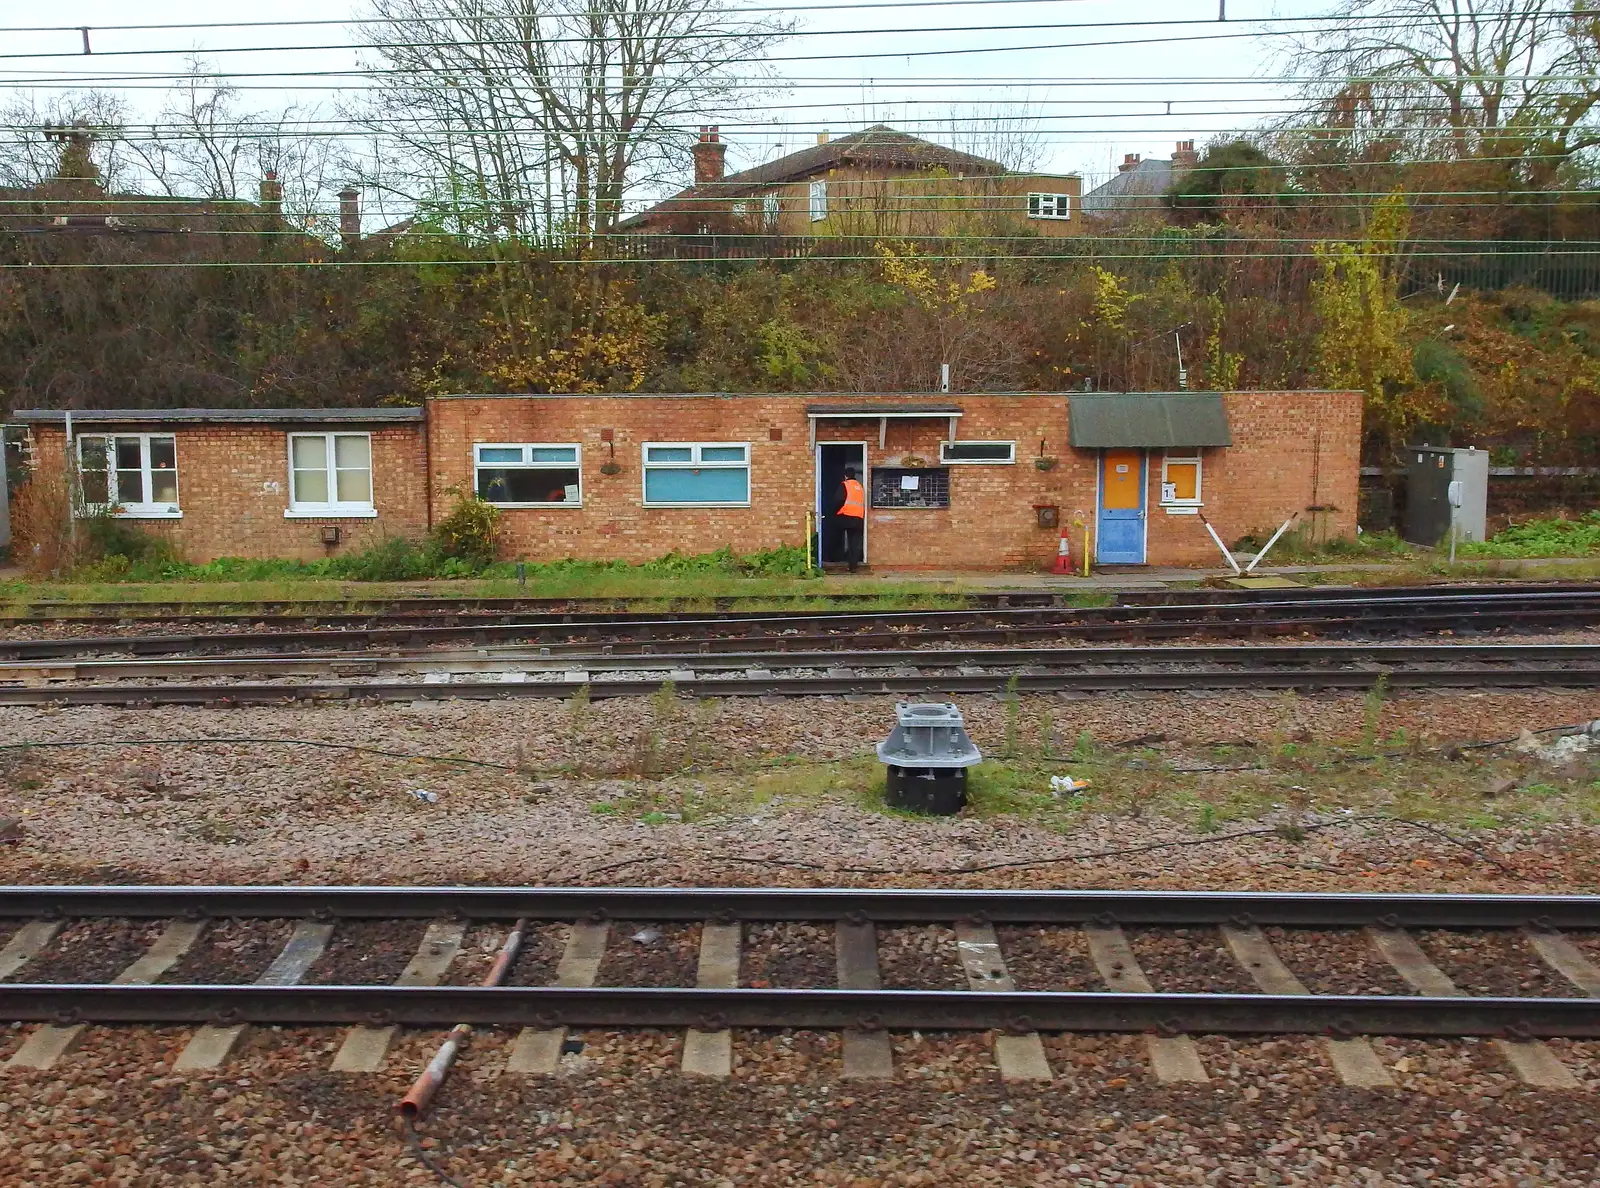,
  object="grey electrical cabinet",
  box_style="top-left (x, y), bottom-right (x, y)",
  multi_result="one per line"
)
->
top-left (1404, 446), bottom-right (1488, 547)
